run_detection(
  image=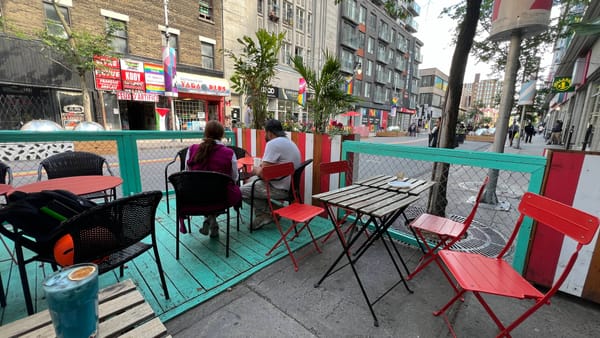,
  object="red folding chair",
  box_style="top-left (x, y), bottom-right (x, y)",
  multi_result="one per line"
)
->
top-left (262, 162), bottom-right (324, 271)
top-left (407, 176), bottom-right (489, 280)
top-left (432, 192), bottom-right (599, 337)
top-left (319, 160), bottom-right (366, 246)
